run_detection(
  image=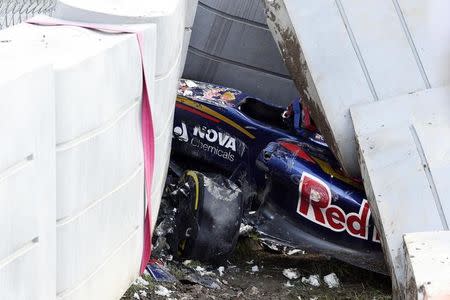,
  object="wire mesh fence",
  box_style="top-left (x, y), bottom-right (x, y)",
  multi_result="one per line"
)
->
top-left (0, 0), bottom-right (55, 29)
